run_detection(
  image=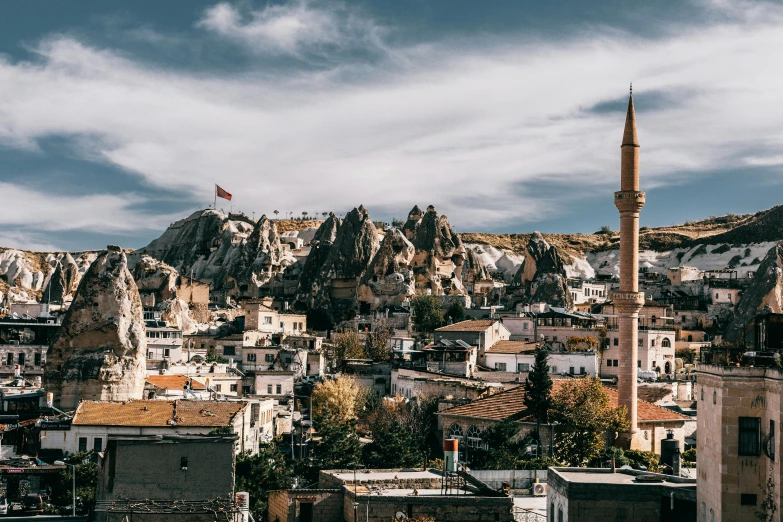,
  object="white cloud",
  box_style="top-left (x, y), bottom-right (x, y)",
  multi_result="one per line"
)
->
top-left (0, 182), bottom-right (175, 234)
top-left (1, 0), bottom-right (783, 241)
top-left (197, 1), bottom-right (387, 58)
